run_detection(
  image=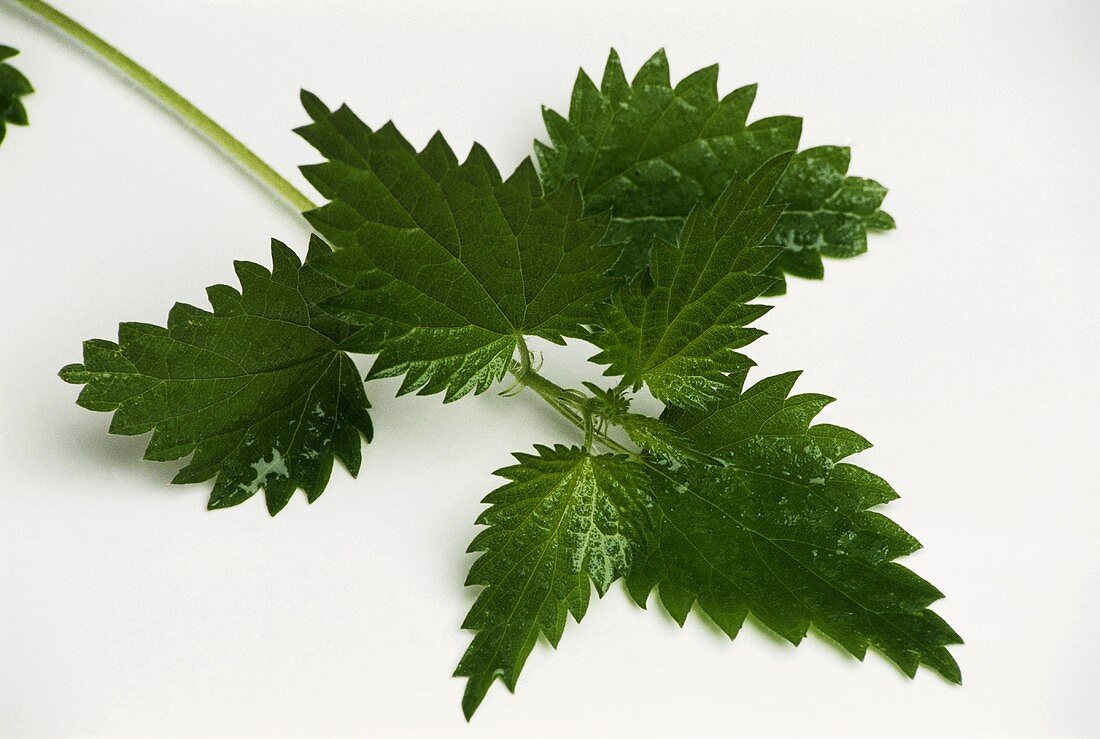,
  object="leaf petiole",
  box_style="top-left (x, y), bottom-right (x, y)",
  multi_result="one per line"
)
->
top-left (6, 0), bottom-right (316, 213)
top-left (508, 337), bottom-right (638, 458)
